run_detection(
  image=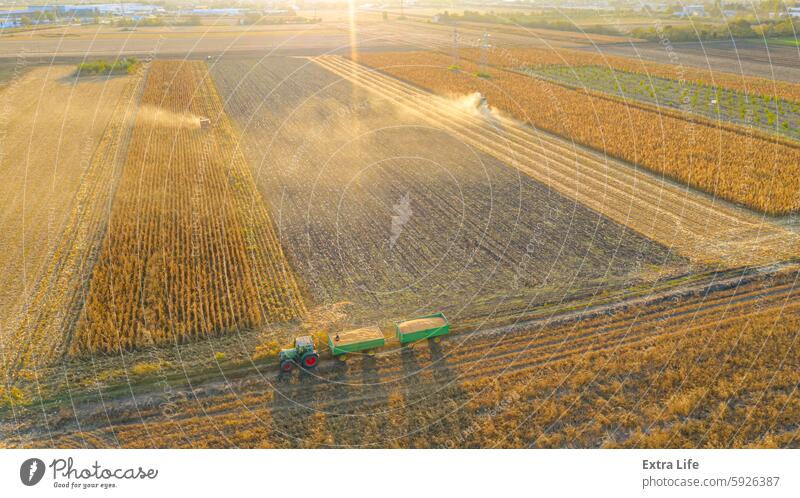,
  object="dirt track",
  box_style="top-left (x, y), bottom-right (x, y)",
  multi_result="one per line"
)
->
top-left (313, 55), bottom-right (800, 268)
